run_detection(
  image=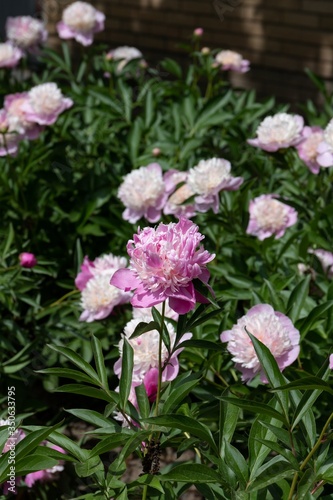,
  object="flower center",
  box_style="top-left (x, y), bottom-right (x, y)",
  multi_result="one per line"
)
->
top-left (81, 274), bottom-right (122, 312)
